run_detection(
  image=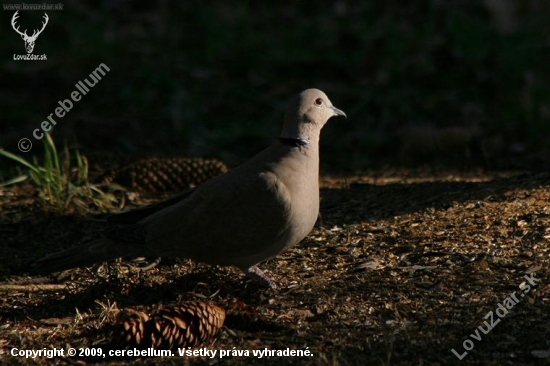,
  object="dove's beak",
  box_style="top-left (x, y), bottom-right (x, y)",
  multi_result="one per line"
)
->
top-left (330, 105), bottom-right (347, 118)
